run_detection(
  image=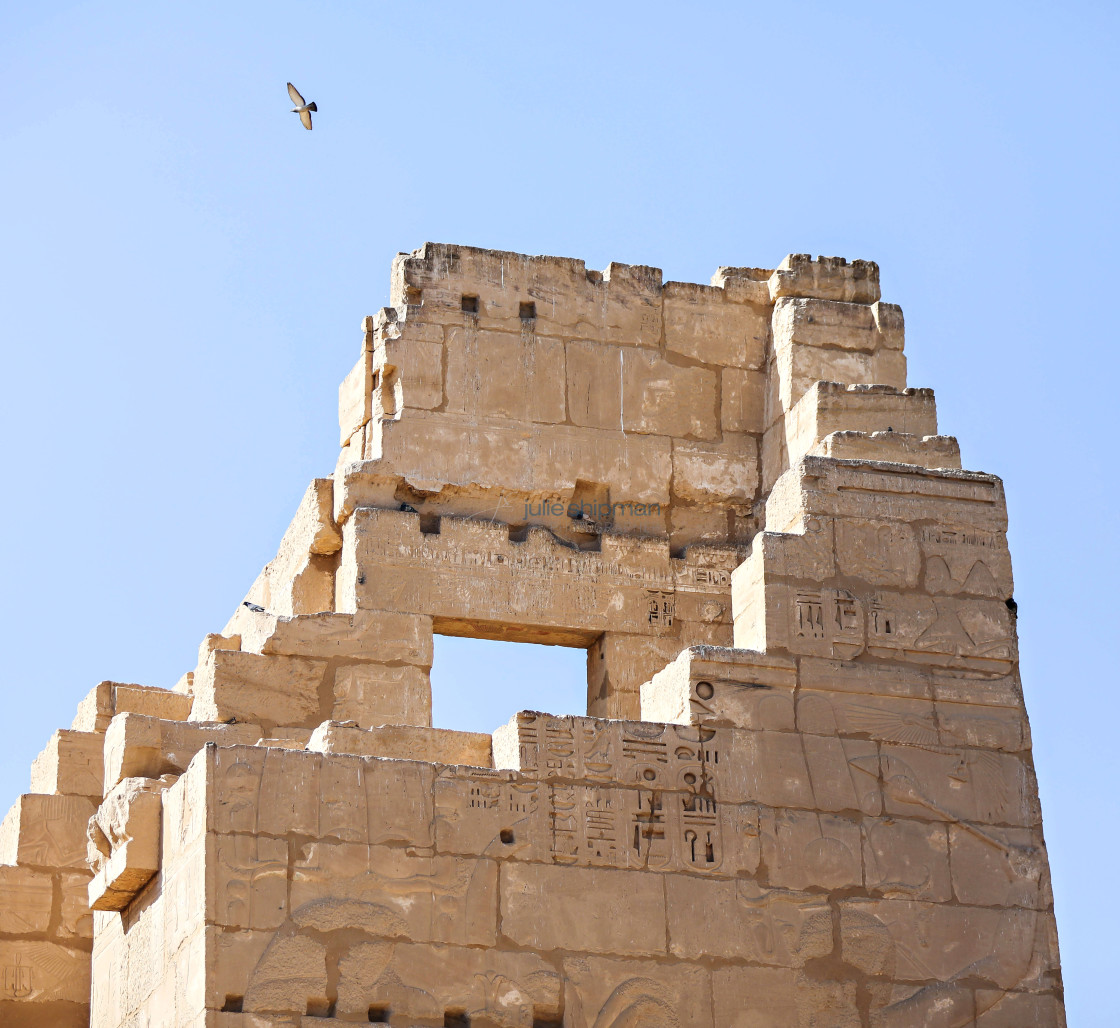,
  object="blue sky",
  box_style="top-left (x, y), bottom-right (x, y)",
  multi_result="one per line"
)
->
top-left (1, 1), bottom-right (1116, 1020)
